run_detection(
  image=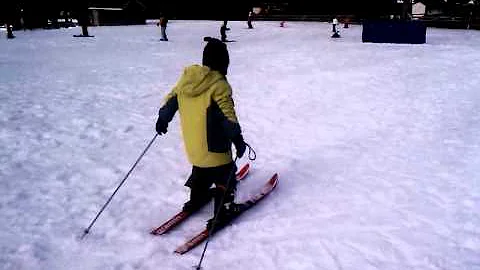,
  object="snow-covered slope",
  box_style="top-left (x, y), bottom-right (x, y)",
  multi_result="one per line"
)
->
top-left (0, 21), bottom-right (479, 270)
